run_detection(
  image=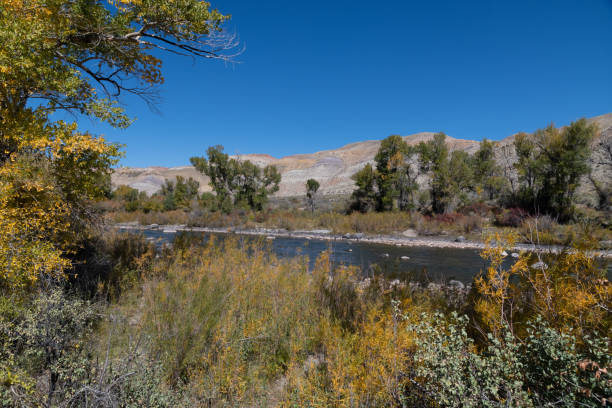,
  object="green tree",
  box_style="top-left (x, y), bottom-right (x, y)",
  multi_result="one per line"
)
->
top-left (418, 133), bottom-right (453, 214)
top-left (473, 139), bottom-right (506, 201)
top-left (112, 184), bottom-right (150, 212)
top-left (306, 179), bottom-right (320, 213)
top-left (190, 146), bottom-right (281, 212)
top-left (234, 161), bottom-right (281, 211)
top-left (375, 135), bottom-right (407, 210)
top-left (176, 176), bottom-right (200, 208)
top-left (374, 135), bottom-right (419, 211)
top-left (141, 197), bottom-right (163, 213)
top-left (190, 146), bottom-right (237, 212)
top-left (198, 192), bottom-right (217, 211)
top-left (514, 119), bottom-right (596, 220)
top-left (350, 164), bottom-right (378, 213)
top-left (113, 185), bottom-right (140, 203)
top-left (449, 150), bottom-right (475, 207)
top-left (159, 176), bottom-right (199, 210)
